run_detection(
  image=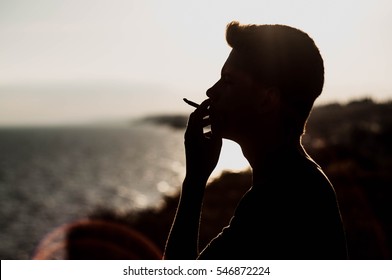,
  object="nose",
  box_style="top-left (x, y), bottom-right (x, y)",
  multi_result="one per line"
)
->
top-left (206, 80), bottom-right (220, 99)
